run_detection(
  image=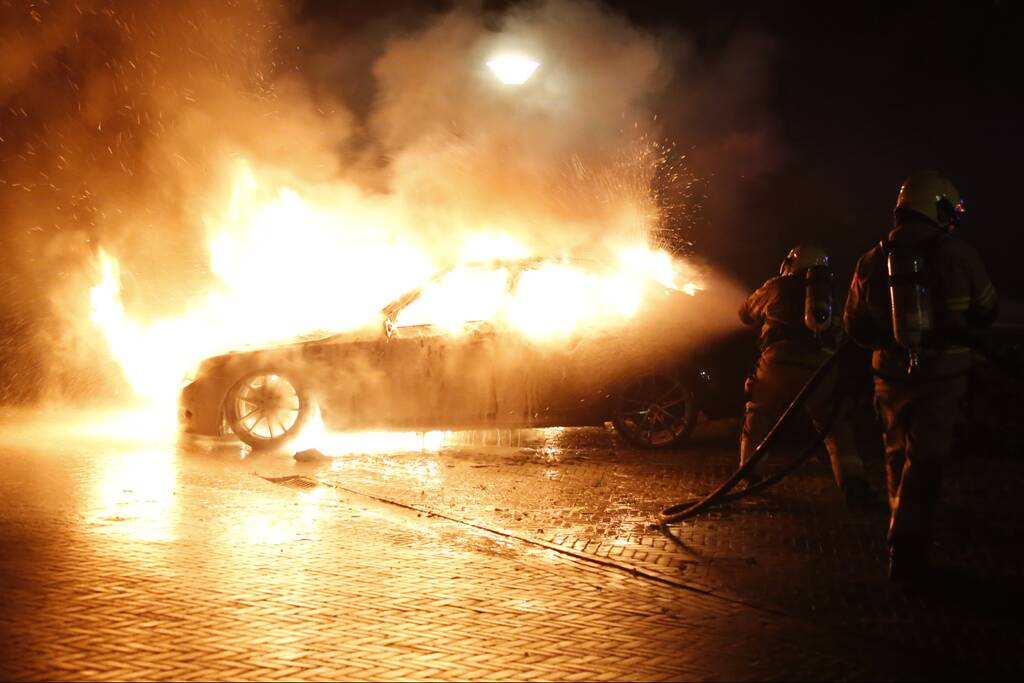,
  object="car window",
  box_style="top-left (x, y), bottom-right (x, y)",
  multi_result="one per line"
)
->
top-left (507, 264), bottom-right (593, 336)
top-left (394, 267), bottom-right (510, 329)
top-left (507, 263), bottom-right (642, 337)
